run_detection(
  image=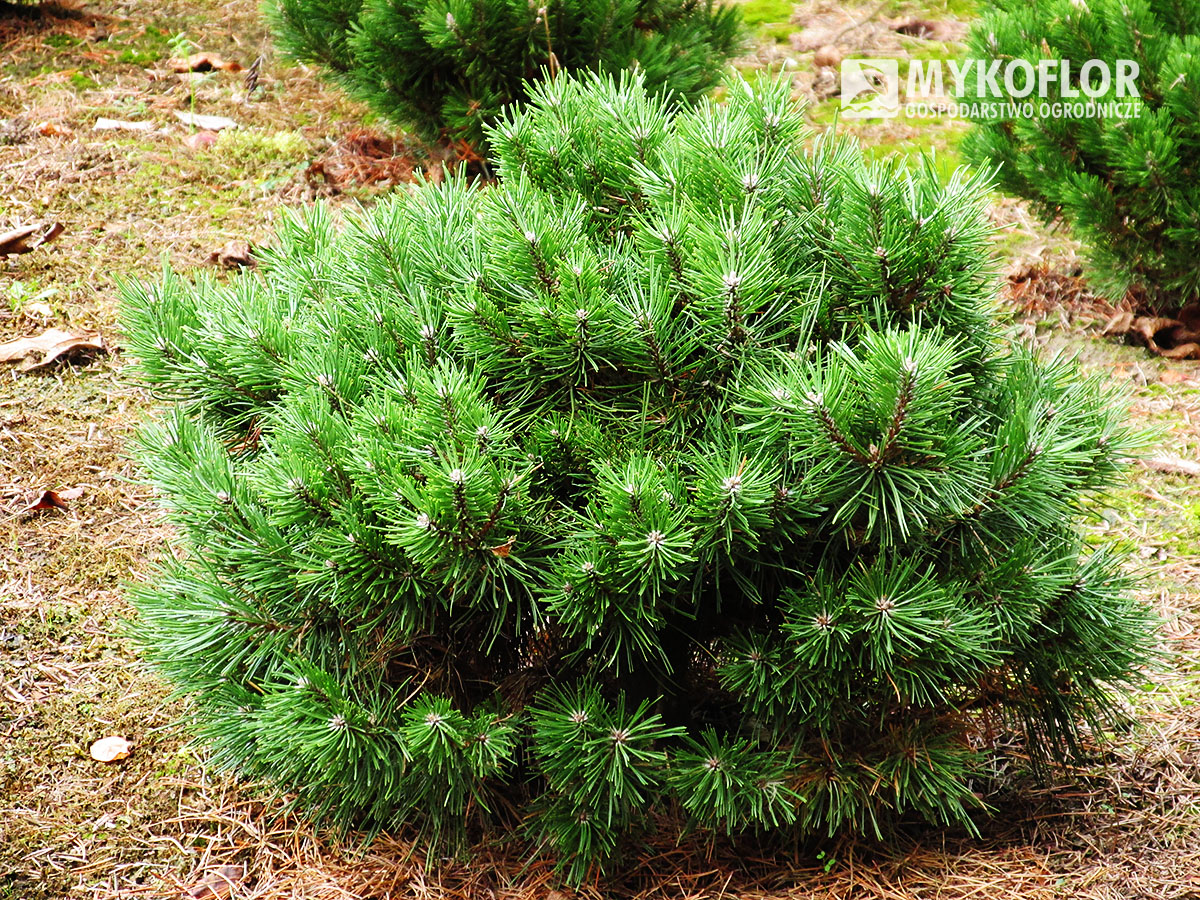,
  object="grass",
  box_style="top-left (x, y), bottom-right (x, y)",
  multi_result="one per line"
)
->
top-left (741, 0), bottom-right (795, 43)
top-left (2, 0), bottom-right (1200, 897)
